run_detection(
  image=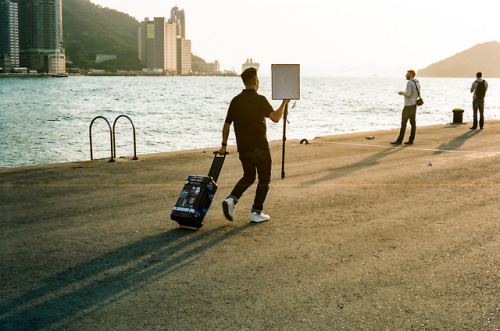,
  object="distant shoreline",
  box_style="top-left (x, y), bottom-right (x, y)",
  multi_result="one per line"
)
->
top-left (3, 73), bottom-right (499, 79)
top-left (0, 72), bottom-right (239, 78)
